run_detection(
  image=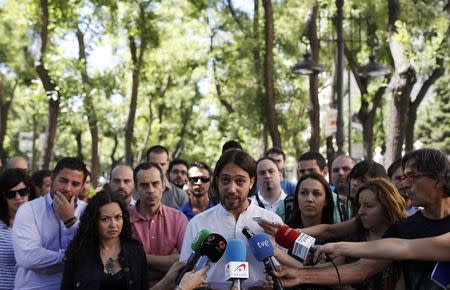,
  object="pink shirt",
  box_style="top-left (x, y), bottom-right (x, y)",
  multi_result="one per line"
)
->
top-left (129, 203), bottom-right (188, 255)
